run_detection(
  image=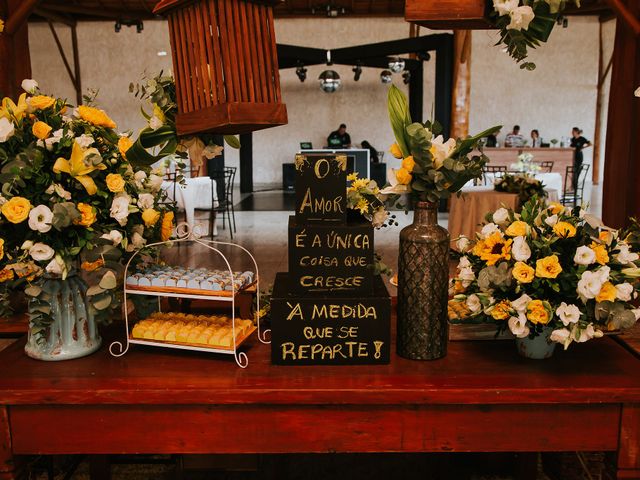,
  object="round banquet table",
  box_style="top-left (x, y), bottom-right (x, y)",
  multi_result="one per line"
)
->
top-left (162, 177), bottom-right (218, 237)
